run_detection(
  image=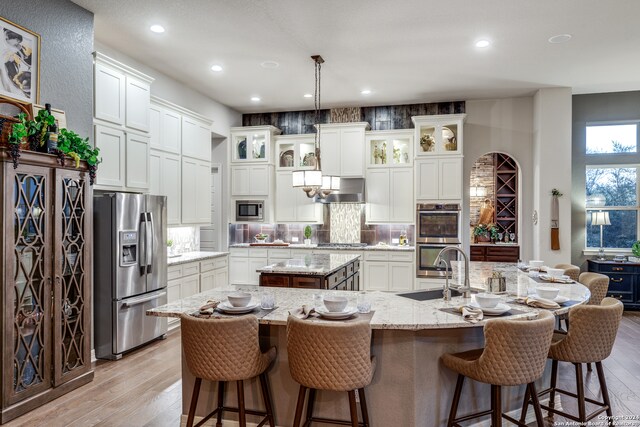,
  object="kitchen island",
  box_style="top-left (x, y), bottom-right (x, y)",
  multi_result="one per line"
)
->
top-left (148, 263), bottom-right (590, 426)
top-left (257, 253), bottom-right (360, 290)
